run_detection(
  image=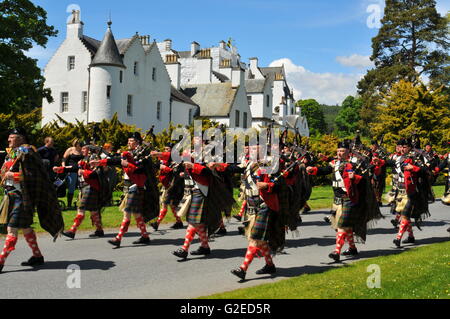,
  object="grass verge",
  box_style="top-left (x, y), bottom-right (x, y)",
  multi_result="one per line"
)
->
top-left (203, 240), bottom-right (450, 299)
